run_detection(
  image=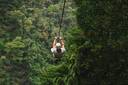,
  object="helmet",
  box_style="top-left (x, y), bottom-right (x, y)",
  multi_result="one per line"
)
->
top-left (56, 43), bottom-right (61, 47)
